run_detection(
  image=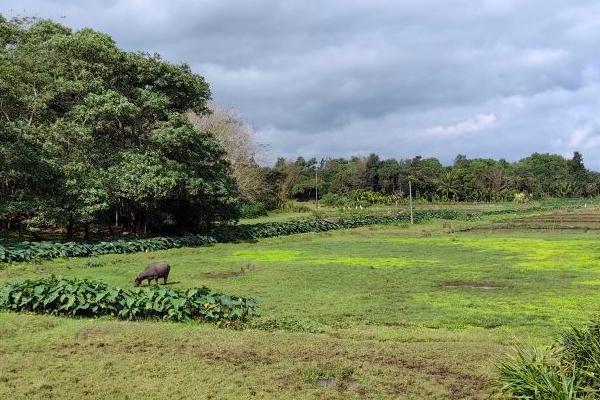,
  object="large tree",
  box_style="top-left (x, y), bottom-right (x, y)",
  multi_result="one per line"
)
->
top-left (189, 104), bottom-right (281, 208)
top-left (0, 16), bottom-right (239, 235)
